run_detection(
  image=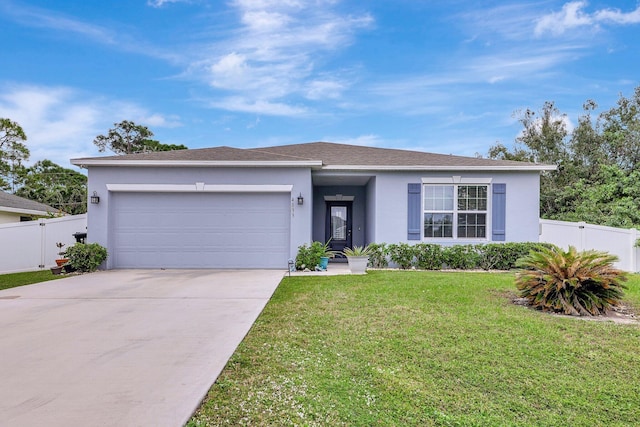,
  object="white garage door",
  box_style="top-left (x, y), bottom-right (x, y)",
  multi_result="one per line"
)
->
top-left (111, 192), bottom-right (291, 268)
